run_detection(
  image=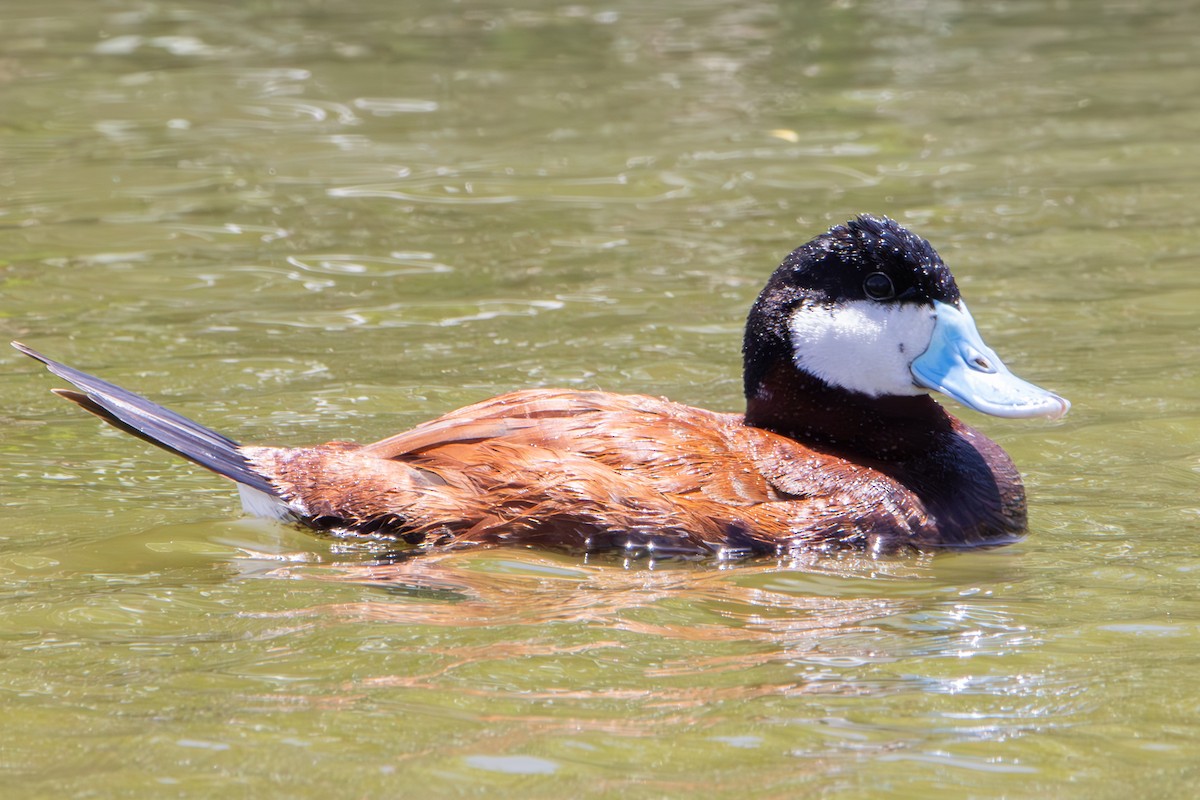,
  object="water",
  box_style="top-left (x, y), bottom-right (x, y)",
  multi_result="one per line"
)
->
top-left (3, 0), bottom-right (1200, 796)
